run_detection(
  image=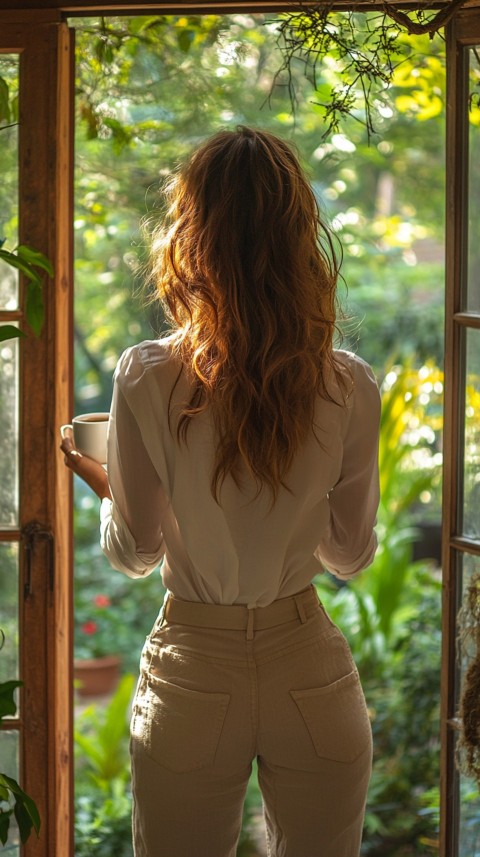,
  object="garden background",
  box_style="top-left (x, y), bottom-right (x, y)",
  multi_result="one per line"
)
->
top-left (1, 11), bottom-right (476, 856)
top-left (70, 13), bottom-right (447, 857)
